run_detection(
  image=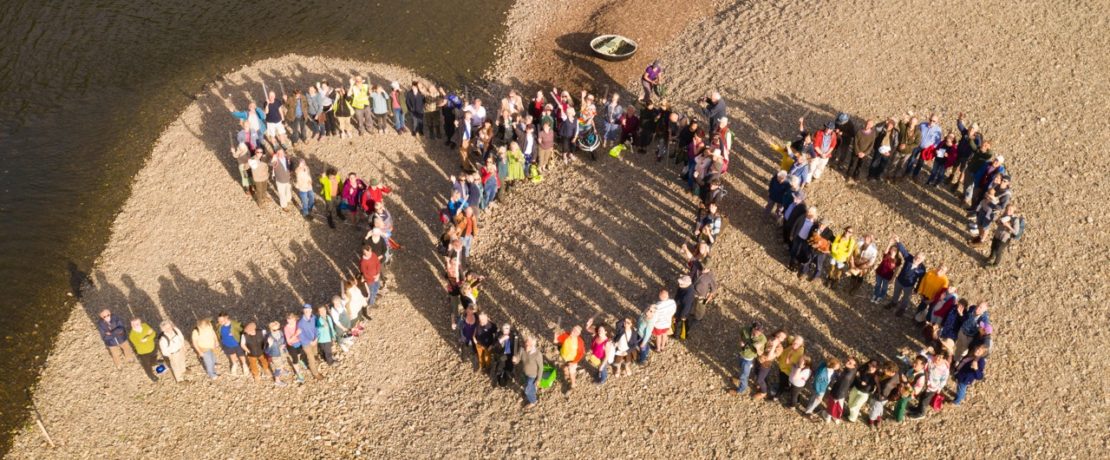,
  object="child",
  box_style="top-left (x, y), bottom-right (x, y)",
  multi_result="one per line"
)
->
top-left (892, 383), bottom-right (914, 422)
top-left (868, 361), bottom-right (900, 428)
top-left (787, 356), bottom-right (812, 409)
